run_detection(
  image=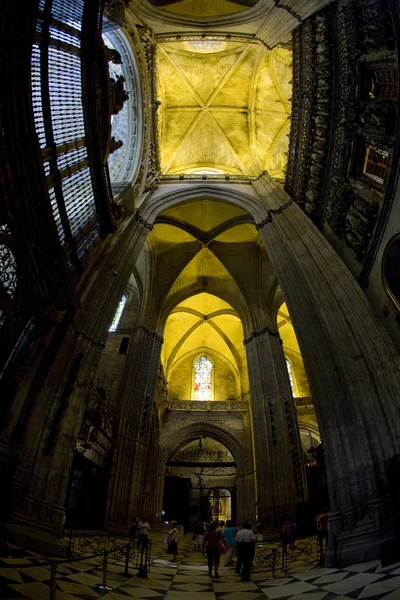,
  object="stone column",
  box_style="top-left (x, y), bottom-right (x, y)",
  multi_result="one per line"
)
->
top-left (253, 173), bottom-right (400, 564)
top-left (106, 325), bottom-right (163, 533)
top-left (245, 327), bottom-right (305, 535)
top-left (238, 412), bottom-right (257, 524)
top-left (3, 214), bottom-right (150, 553)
